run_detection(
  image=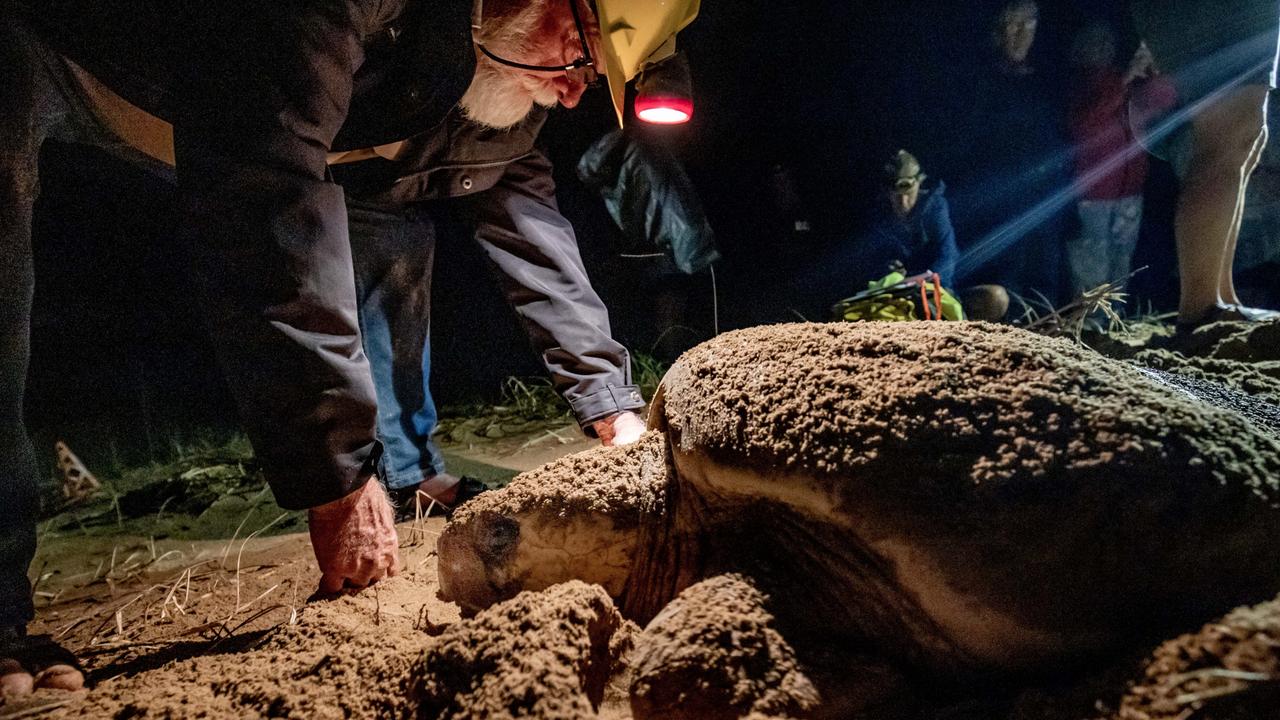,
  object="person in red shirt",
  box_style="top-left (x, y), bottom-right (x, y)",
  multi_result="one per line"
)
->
top-left (1066, 24), bottom-right (1175, 297)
